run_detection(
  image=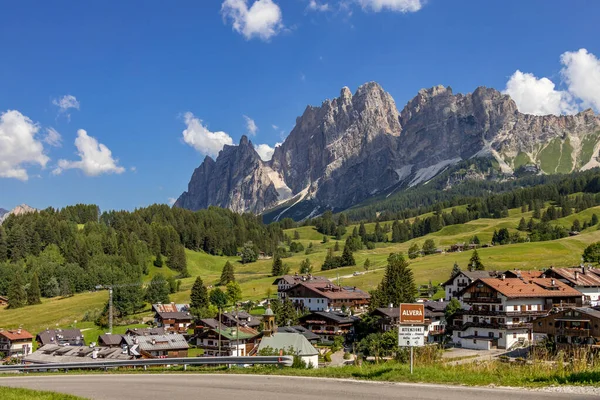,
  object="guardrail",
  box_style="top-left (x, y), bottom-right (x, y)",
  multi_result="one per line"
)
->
top-left (0, 356), bottom-right (294, 373)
